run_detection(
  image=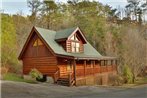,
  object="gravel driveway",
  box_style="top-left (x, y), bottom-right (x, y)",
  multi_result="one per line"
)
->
top-left (1, 81), bottom-right (147, 98)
